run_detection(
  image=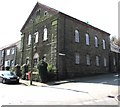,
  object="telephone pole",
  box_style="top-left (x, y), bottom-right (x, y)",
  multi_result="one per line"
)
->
top-left (30, 19), bottom-right (34, 85)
